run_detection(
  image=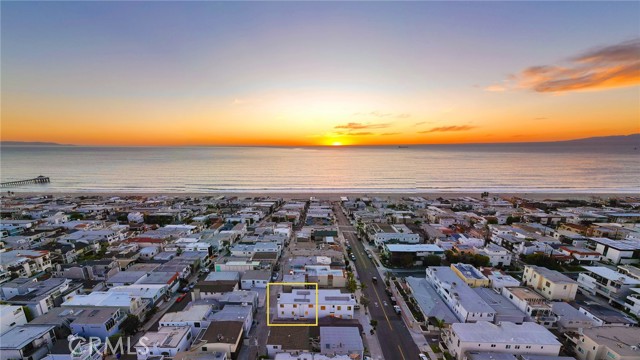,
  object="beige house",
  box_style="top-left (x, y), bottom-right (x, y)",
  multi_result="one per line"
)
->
top-left (198, 320), bottom-right (244, 358)
top-left (522, 265), bottom-right (578, 301)
top-left (573, 326), bottom-right (640, 360)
